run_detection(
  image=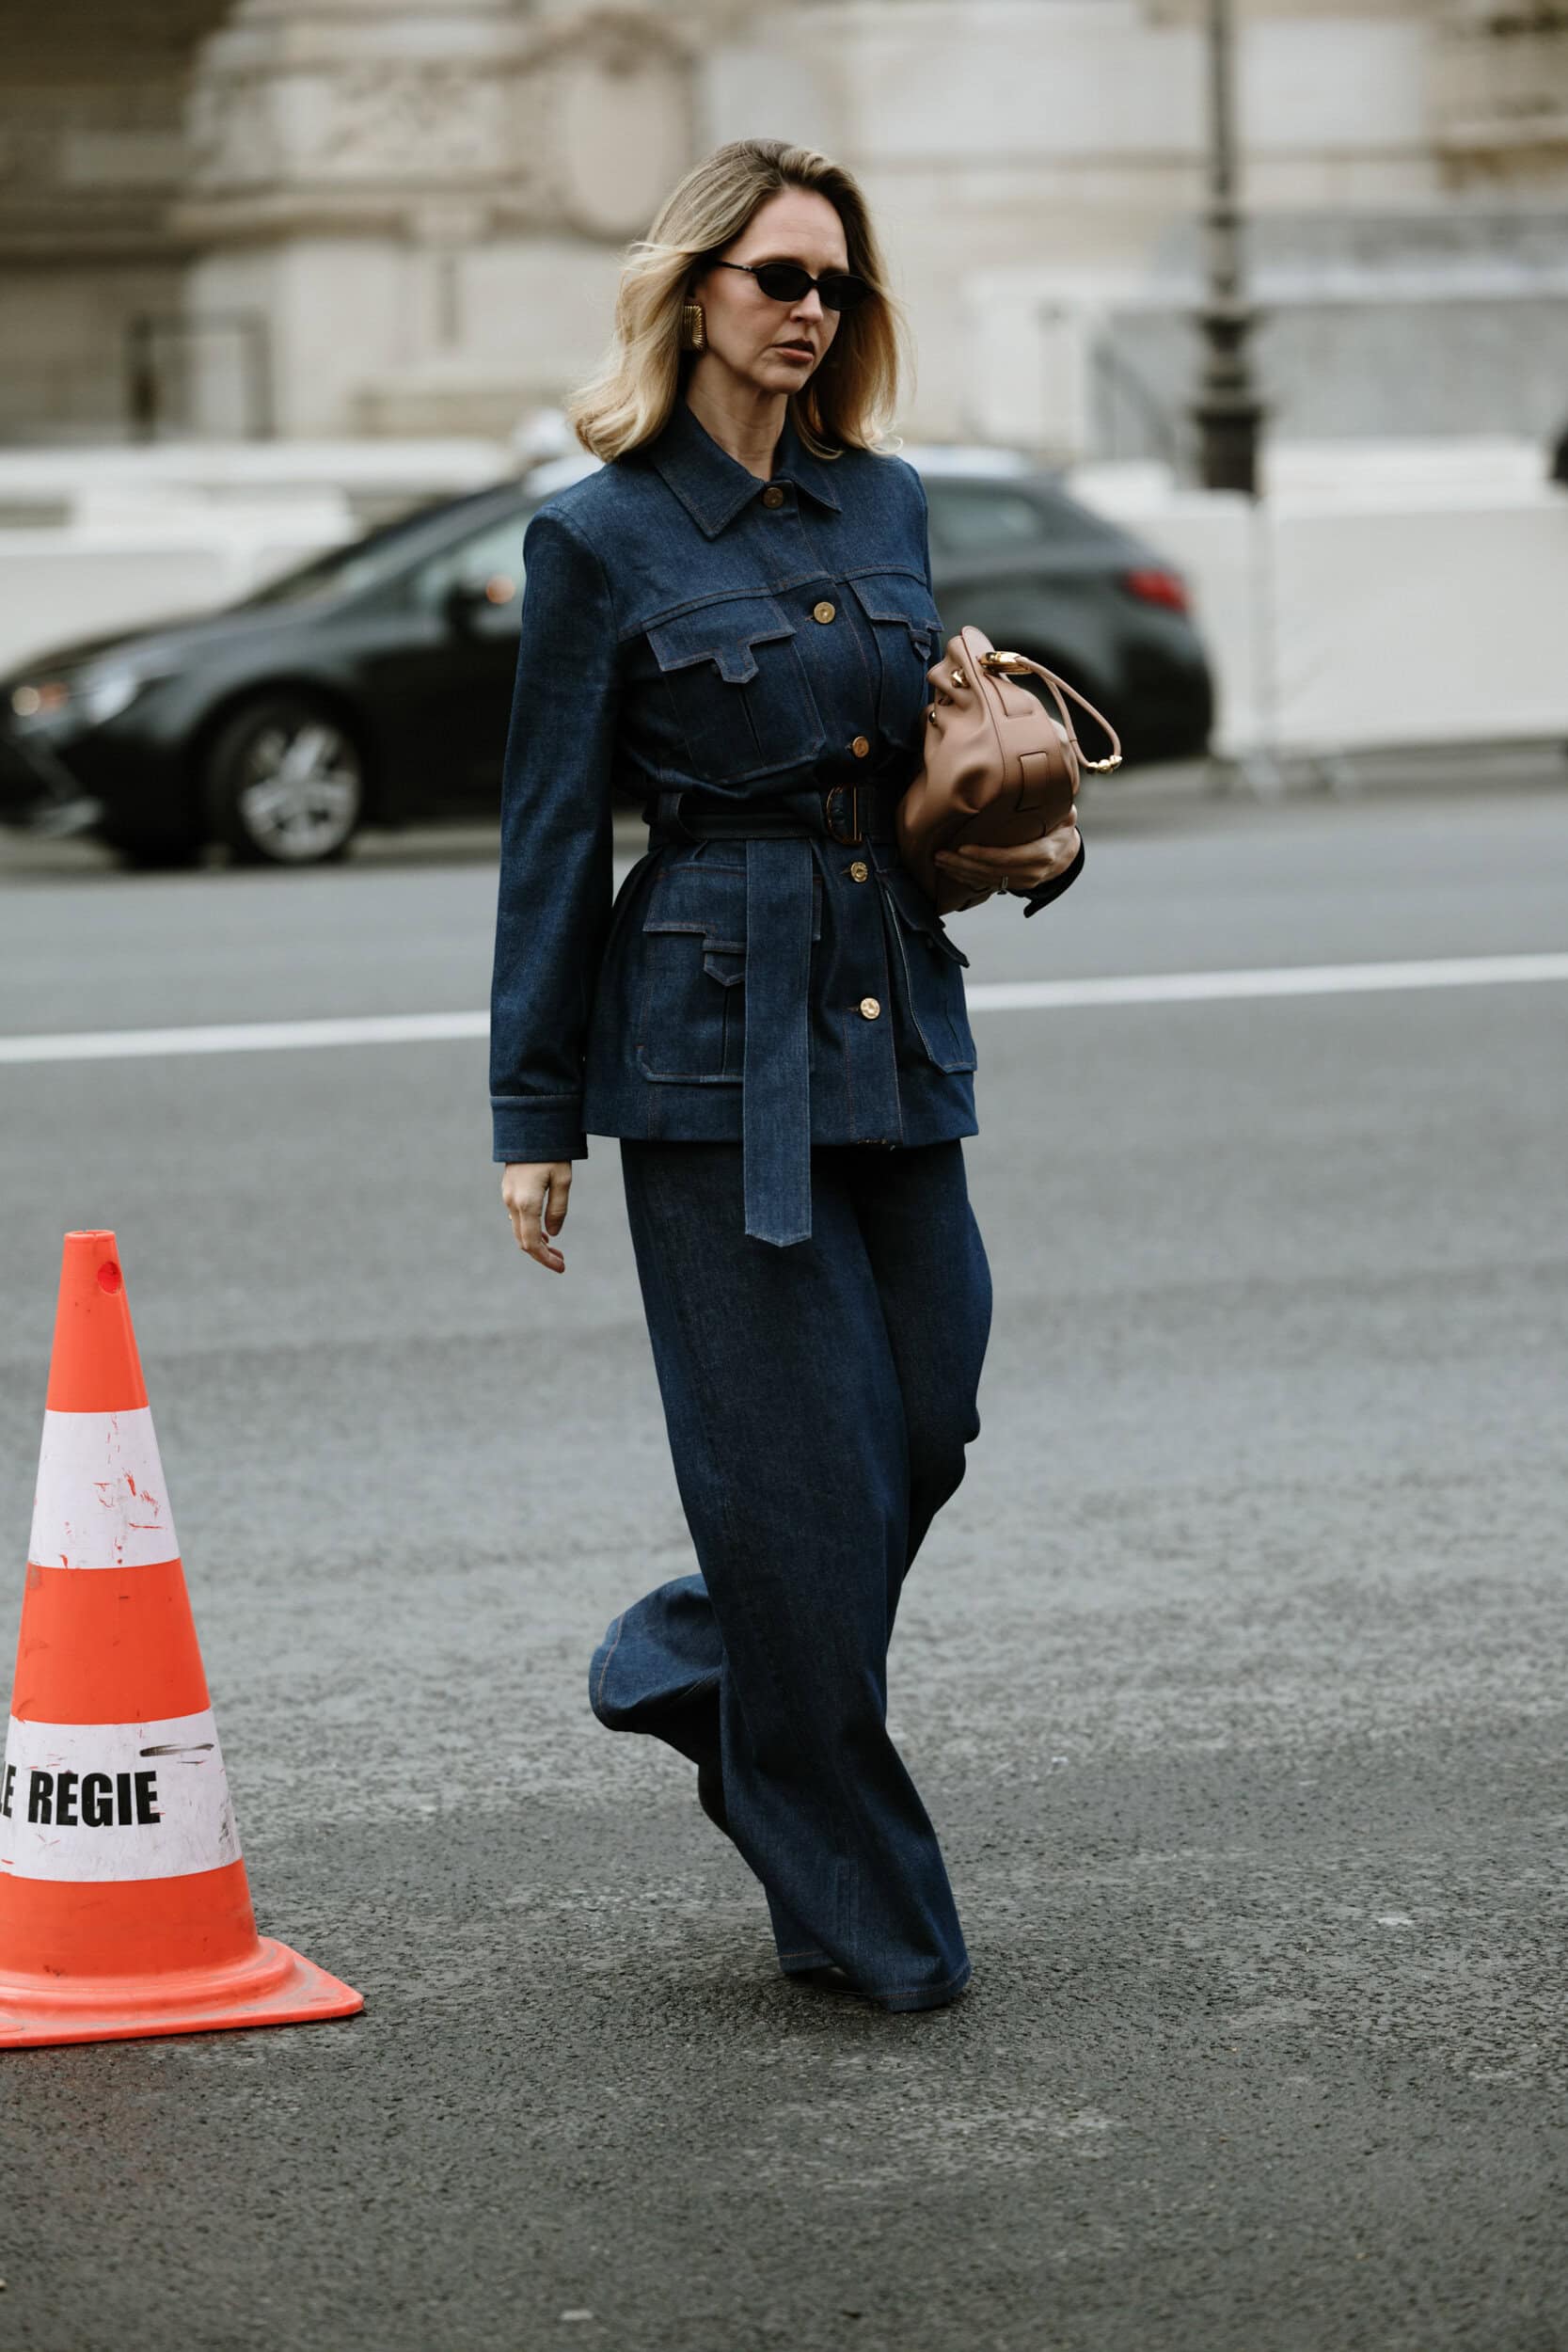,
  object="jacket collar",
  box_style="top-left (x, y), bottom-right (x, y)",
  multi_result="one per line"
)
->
top-left (647, 398), bottom-right (843, 537)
